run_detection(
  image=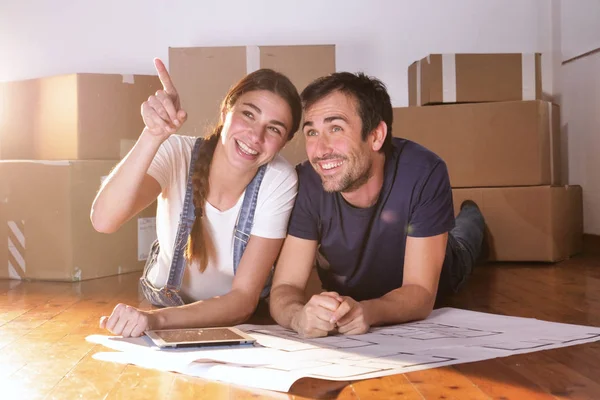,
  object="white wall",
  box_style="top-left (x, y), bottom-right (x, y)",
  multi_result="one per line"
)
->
top-left (0, 0), bottom-right (553, 107)
top-left (561, 0), bottom-right (600, 61)
top-left (560, 1), bottom-right (600, 235)
top-left (562, 54), bottom-right (600, 235)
